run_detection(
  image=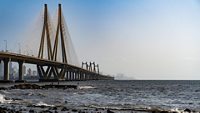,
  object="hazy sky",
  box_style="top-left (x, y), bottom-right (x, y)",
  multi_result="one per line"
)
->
top-left (0, 0), bottom-right (200, 80)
